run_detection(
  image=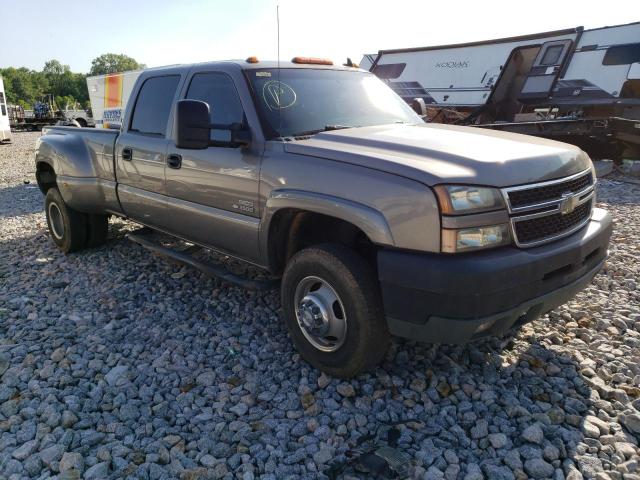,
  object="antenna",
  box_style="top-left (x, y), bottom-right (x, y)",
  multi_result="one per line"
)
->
top-left (277, 5), bottom-right (280, 70)
top-left (276, 4), bottom-right (282, 137)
